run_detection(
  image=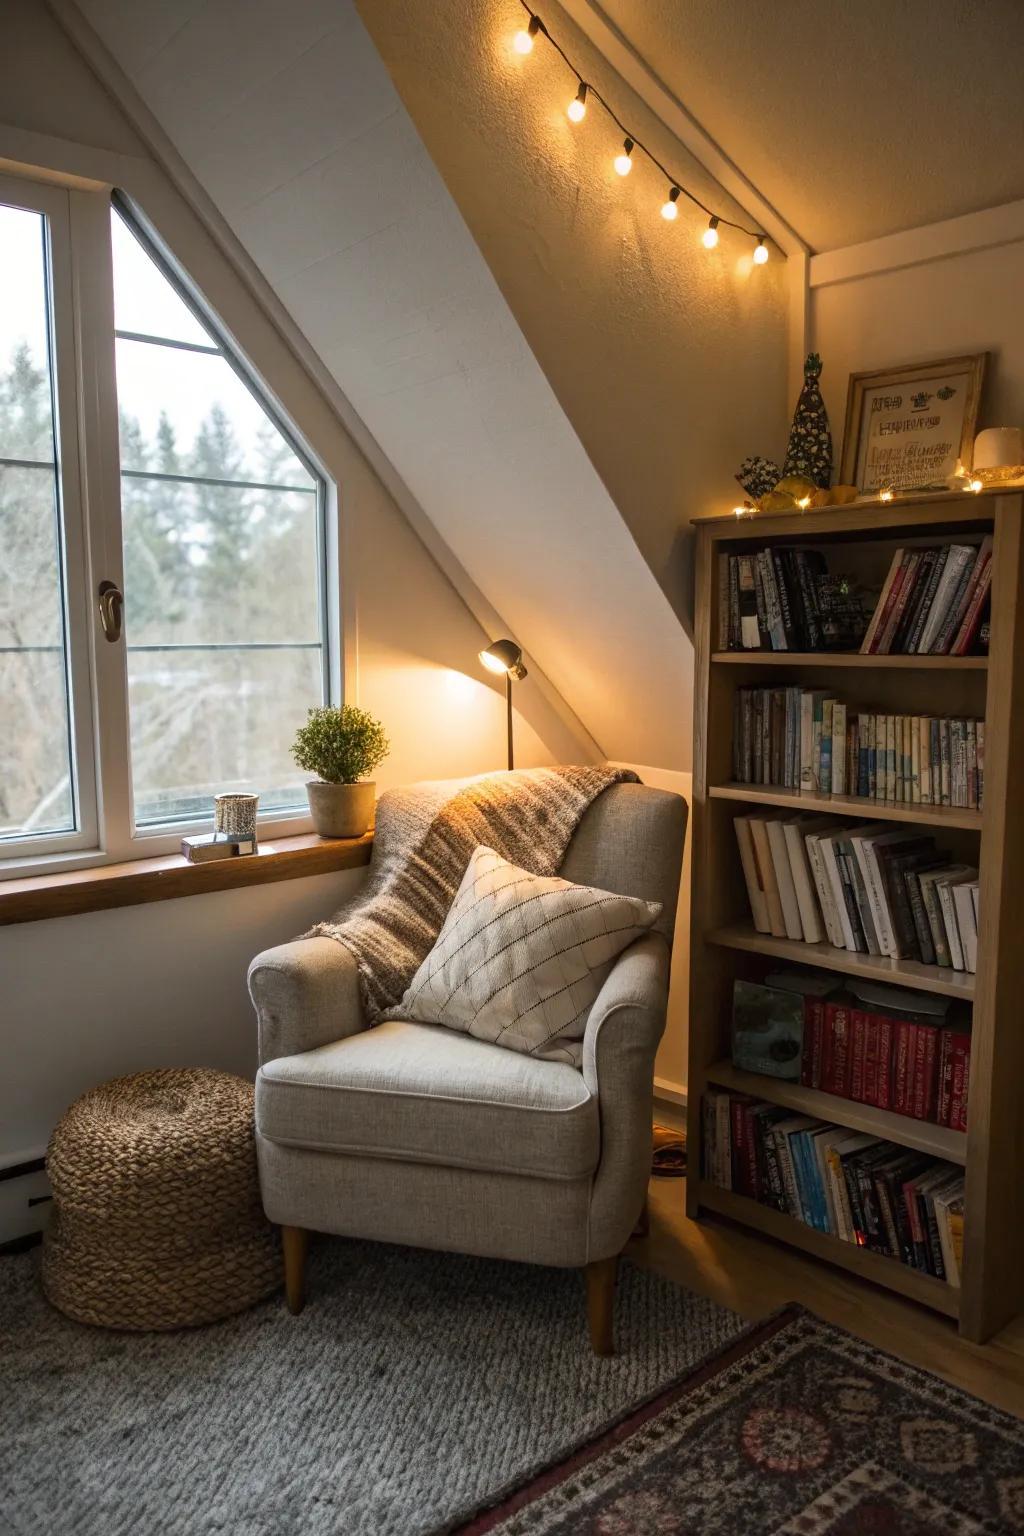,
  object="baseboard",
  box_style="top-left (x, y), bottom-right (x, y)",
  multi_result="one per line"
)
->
top-left (653, 1077), bottom-right (687, 1108)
